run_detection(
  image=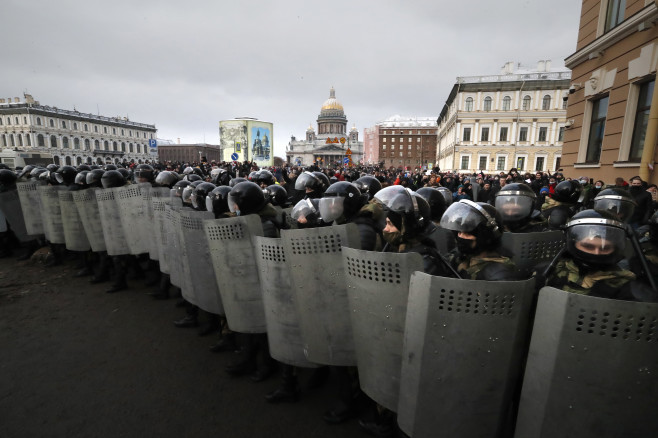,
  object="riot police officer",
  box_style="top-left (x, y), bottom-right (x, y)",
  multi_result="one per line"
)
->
top-left (494, 183), bottom-right (547, 232)
top-left (541, 179), bottom-right (582, 229)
